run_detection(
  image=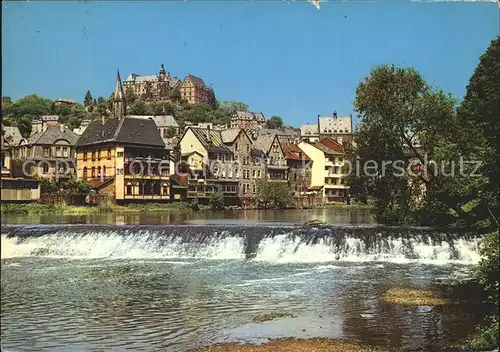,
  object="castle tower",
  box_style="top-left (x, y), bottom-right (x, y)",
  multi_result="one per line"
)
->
top-left (113, 69), bottom-right (126, 119)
